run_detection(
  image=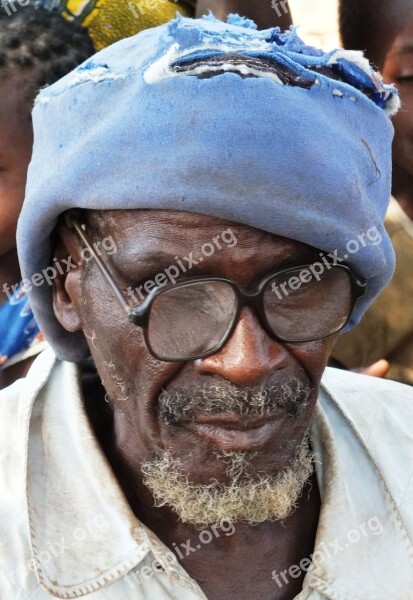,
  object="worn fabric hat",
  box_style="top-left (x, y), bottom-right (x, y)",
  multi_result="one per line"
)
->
top-left (18, 15), bottom-right (399, 362)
